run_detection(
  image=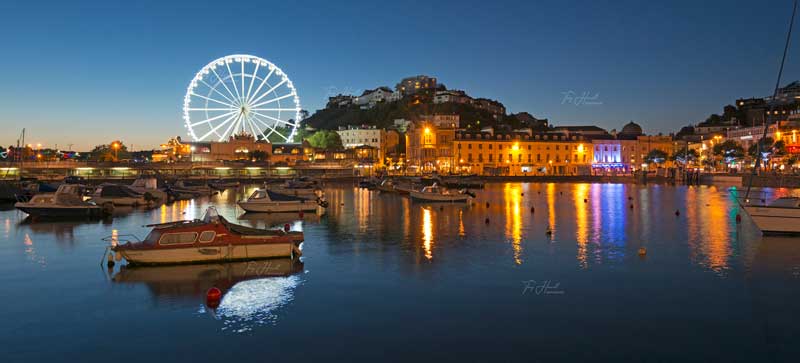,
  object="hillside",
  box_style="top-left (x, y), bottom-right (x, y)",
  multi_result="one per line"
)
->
top-left (303, 100), bottom-right (521, 130)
